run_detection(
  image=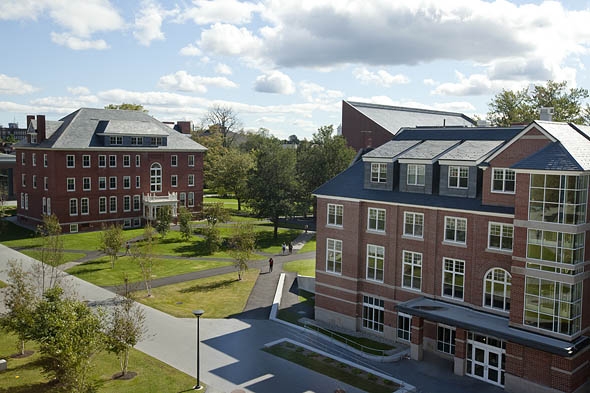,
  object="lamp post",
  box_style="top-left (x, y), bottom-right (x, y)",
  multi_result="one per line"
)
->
top-left (192, 309), bottom-right (205, 390)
